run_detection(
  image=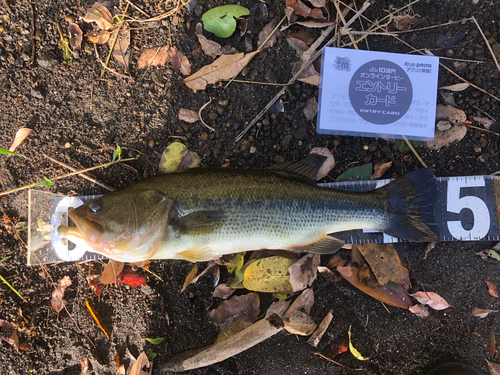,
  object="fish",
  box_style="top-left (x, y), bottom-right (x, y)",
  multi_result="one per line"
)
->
top-left (57, 155), bottom-right (440, 263)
